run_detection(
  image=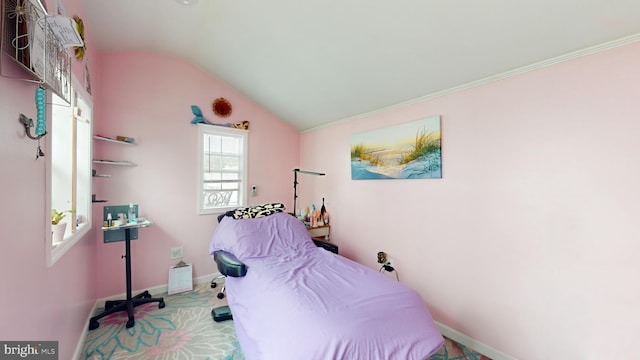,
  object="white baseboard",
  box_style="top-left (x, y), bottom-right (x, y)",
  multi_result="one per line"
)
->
top-left (92, 272), bottom-right (221, 304)
top-left (74, 272), bottom-right (221, 360)
top-left (72, 301), bottom-right (98, 360)
top-left (125, 271), bottom-right (222, 298)
top-left (435, 321), bottom-right (518, 360)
